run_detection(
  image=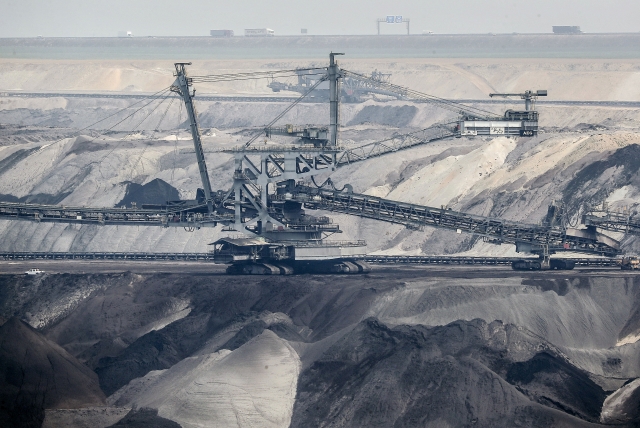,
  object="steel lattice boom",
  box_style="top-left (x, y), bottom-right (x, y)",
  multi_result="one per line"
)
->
top-left (289, 186), bottom-right (621, 256)
top-left (0, 201), bottom-right (230, 228)
top-left (336, 123), bottom-right (456, 166)
top-left (583, 212), bottom-right (640, 236)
